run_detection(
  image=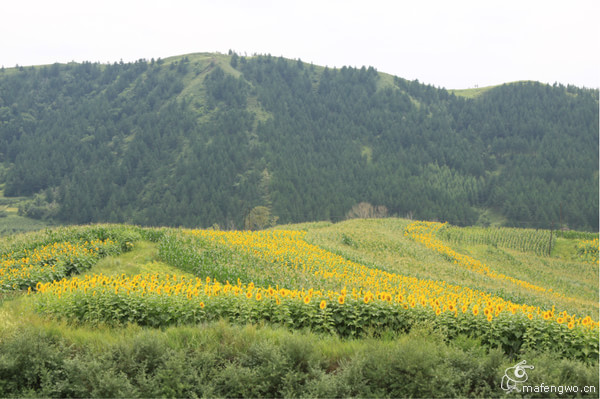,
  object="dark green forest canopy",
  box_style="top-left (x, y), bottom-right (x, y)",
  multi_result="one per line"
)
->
top-left (0, 54), bottom-right (597, 230)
